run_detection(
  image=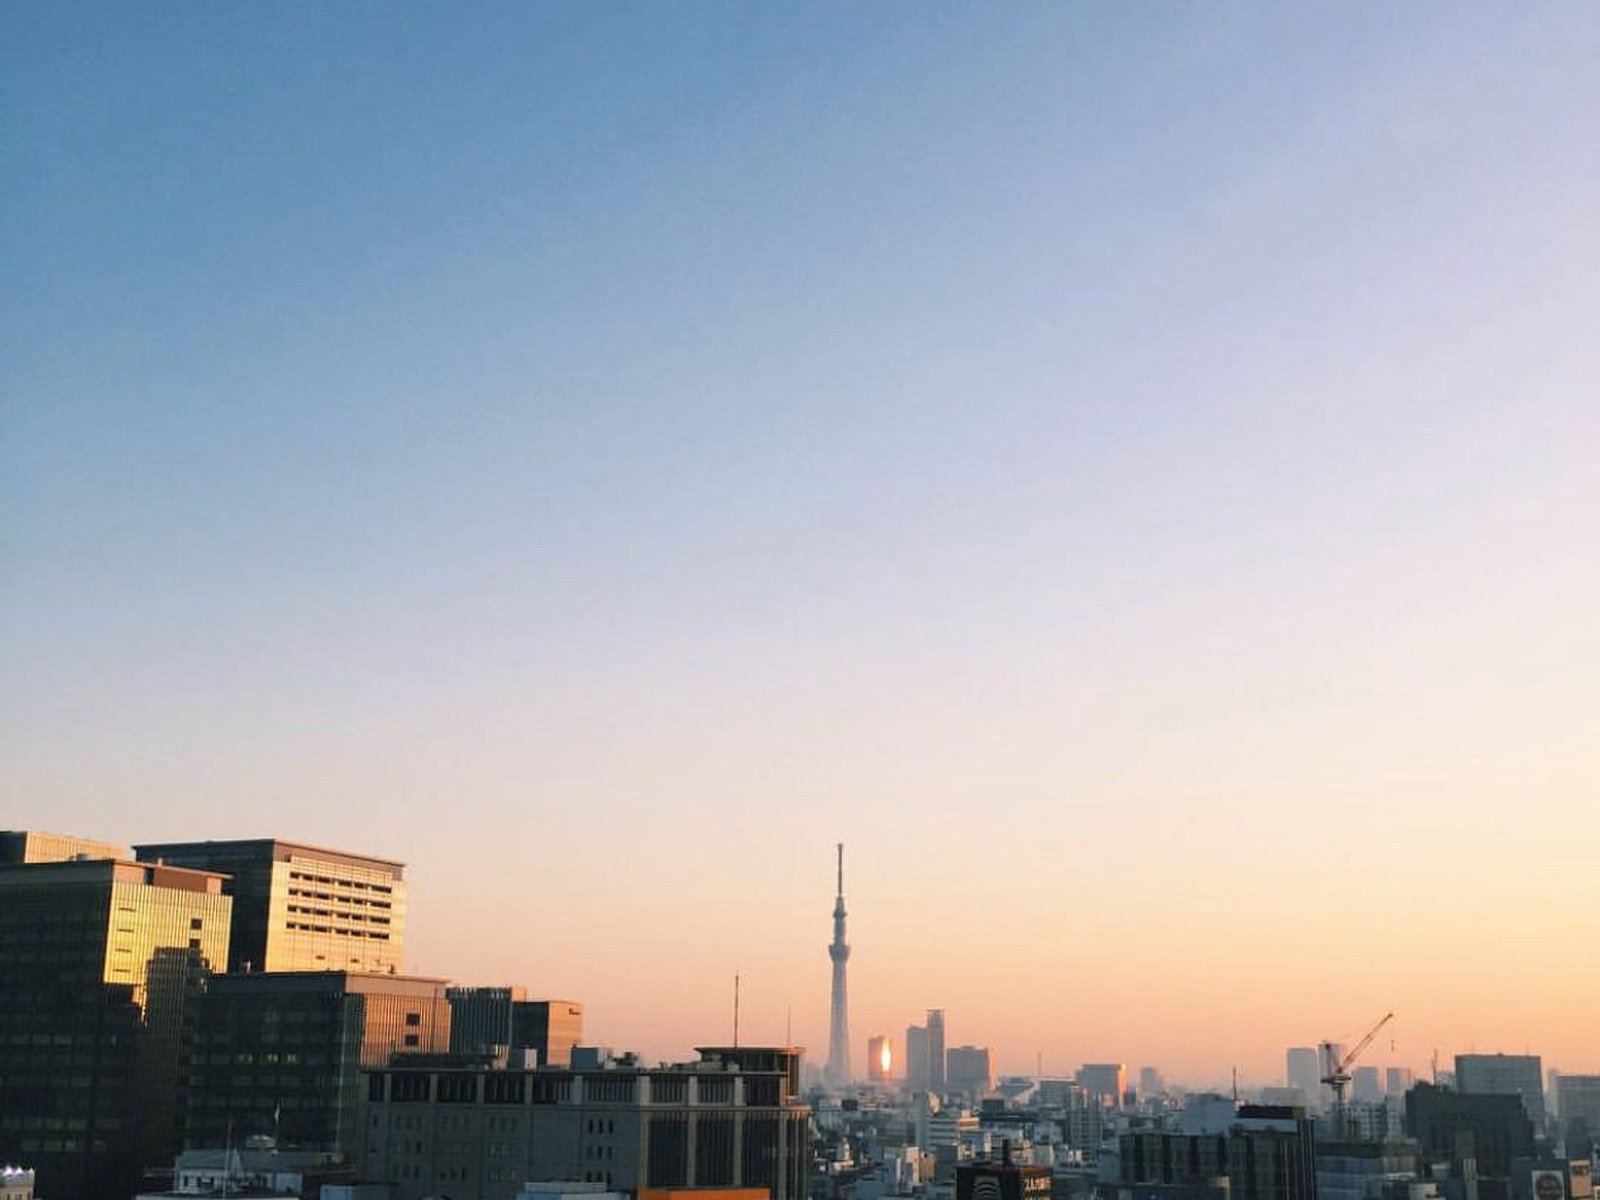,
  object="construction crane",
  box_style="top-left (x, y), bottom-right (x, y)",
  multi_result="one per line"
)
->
top-left (1320, 1011), bottom-right (1395, 1137)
